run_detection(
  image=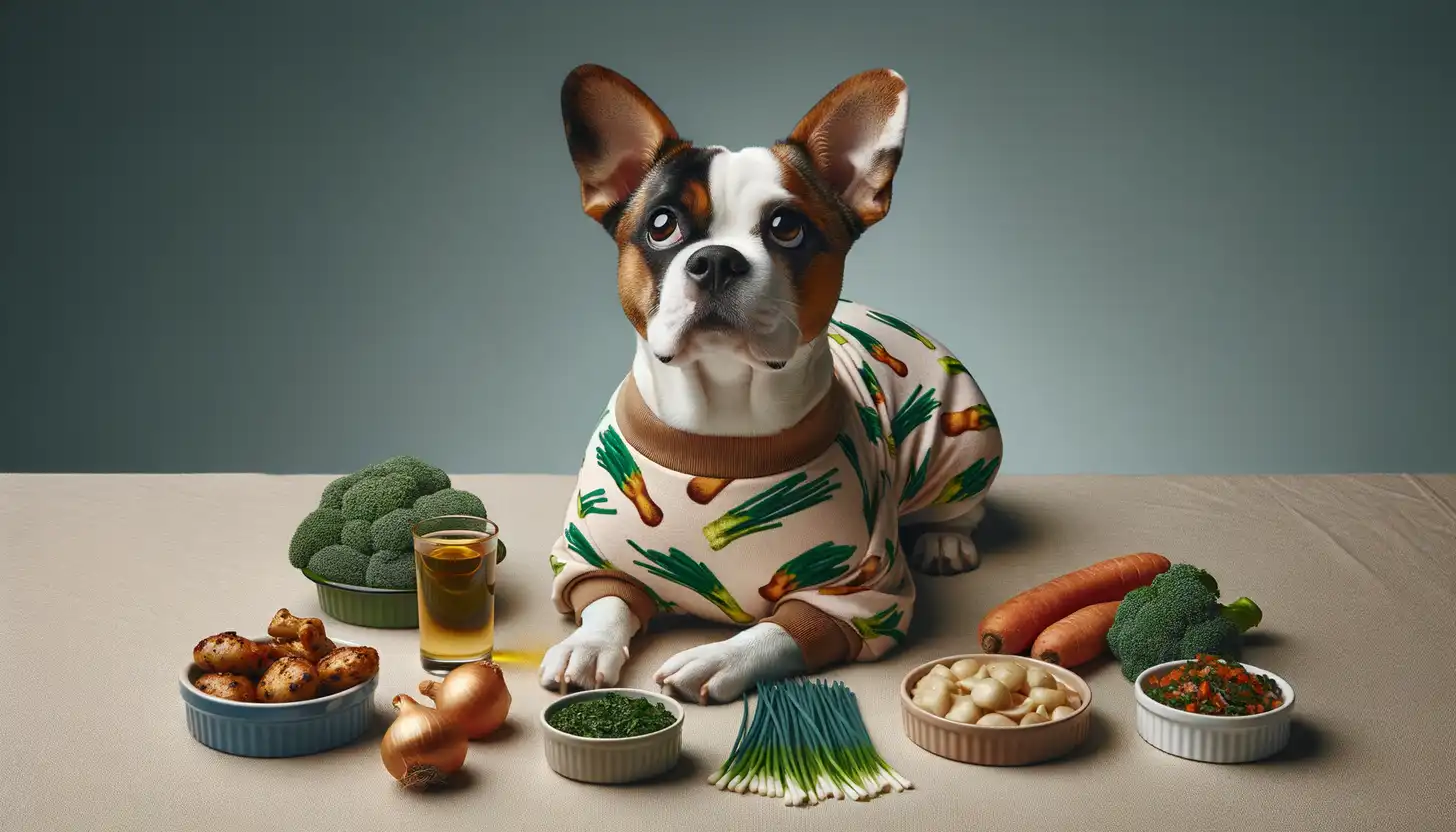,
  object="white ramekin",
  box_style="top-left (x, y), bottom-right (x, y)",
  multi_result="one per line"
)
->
top-left (1133, 659), bottom-right (1295, 764)
top-left (540, 688), bottom-right (685, 784)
